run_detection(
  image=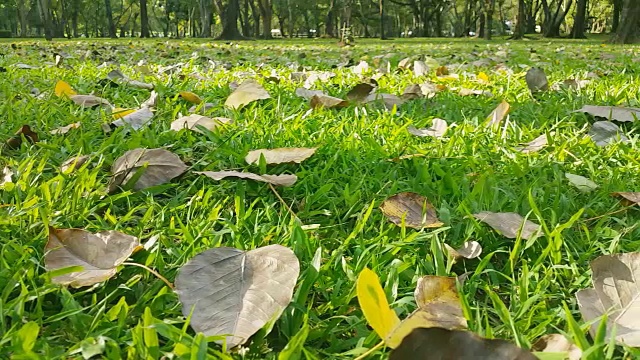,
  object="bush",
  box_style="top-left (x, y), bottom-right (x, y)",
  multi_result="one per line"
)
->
top-left (0, 30), bottom-right (12, 38)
